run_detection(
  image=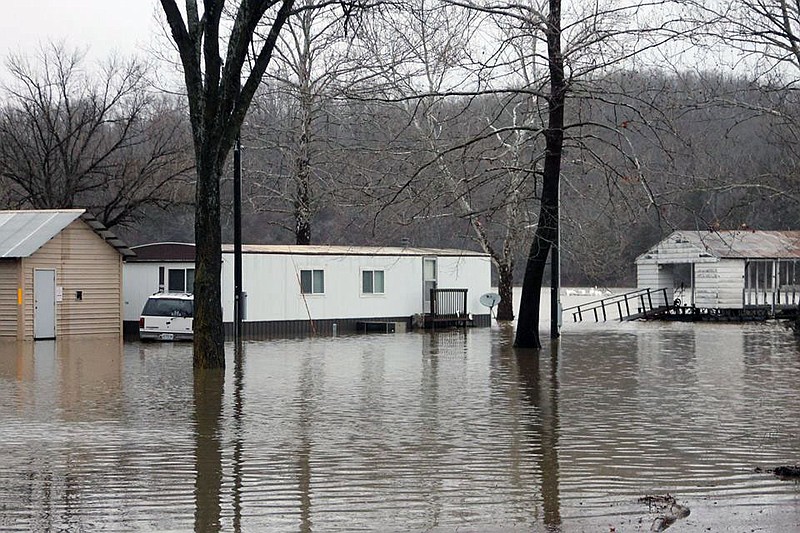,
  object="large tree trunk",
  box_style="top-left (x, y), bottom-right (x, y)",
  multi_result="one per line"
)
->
top-left (496, 263), bottom-right (515, 321)
top-left (193, 158), bottom-right (225, 368)
top-left (159, 0), bottom-right (298, 369)
top-left (294, 179), bottom-right (312, 245)
top-left (515, 0), bottom-right (565, 349)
